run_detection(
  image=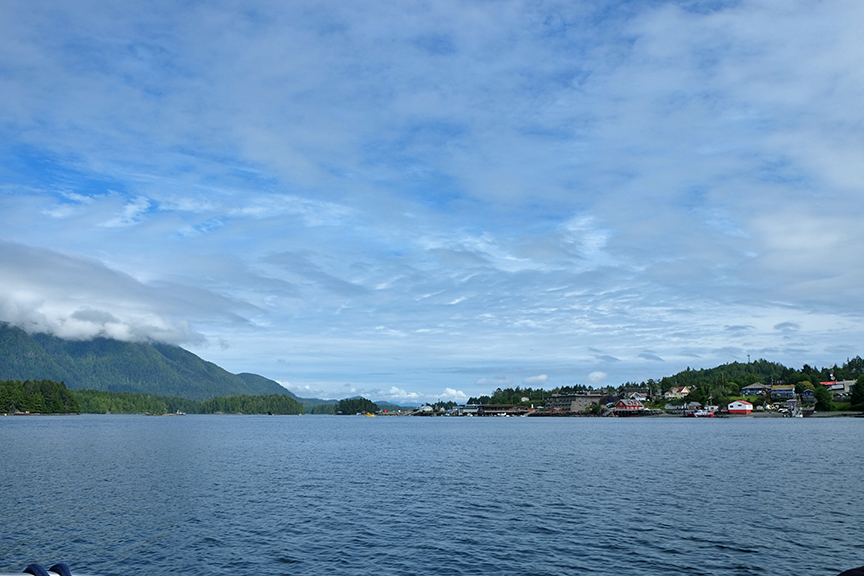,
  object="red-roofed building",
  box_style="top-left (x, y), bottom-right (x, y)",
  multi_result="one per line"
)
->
top-left (727, 400), bottom-right (753, 414)
top-left (615, 399), bottom-right (644, 411)
top-left (820, 380), bottom-right (856, 394)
